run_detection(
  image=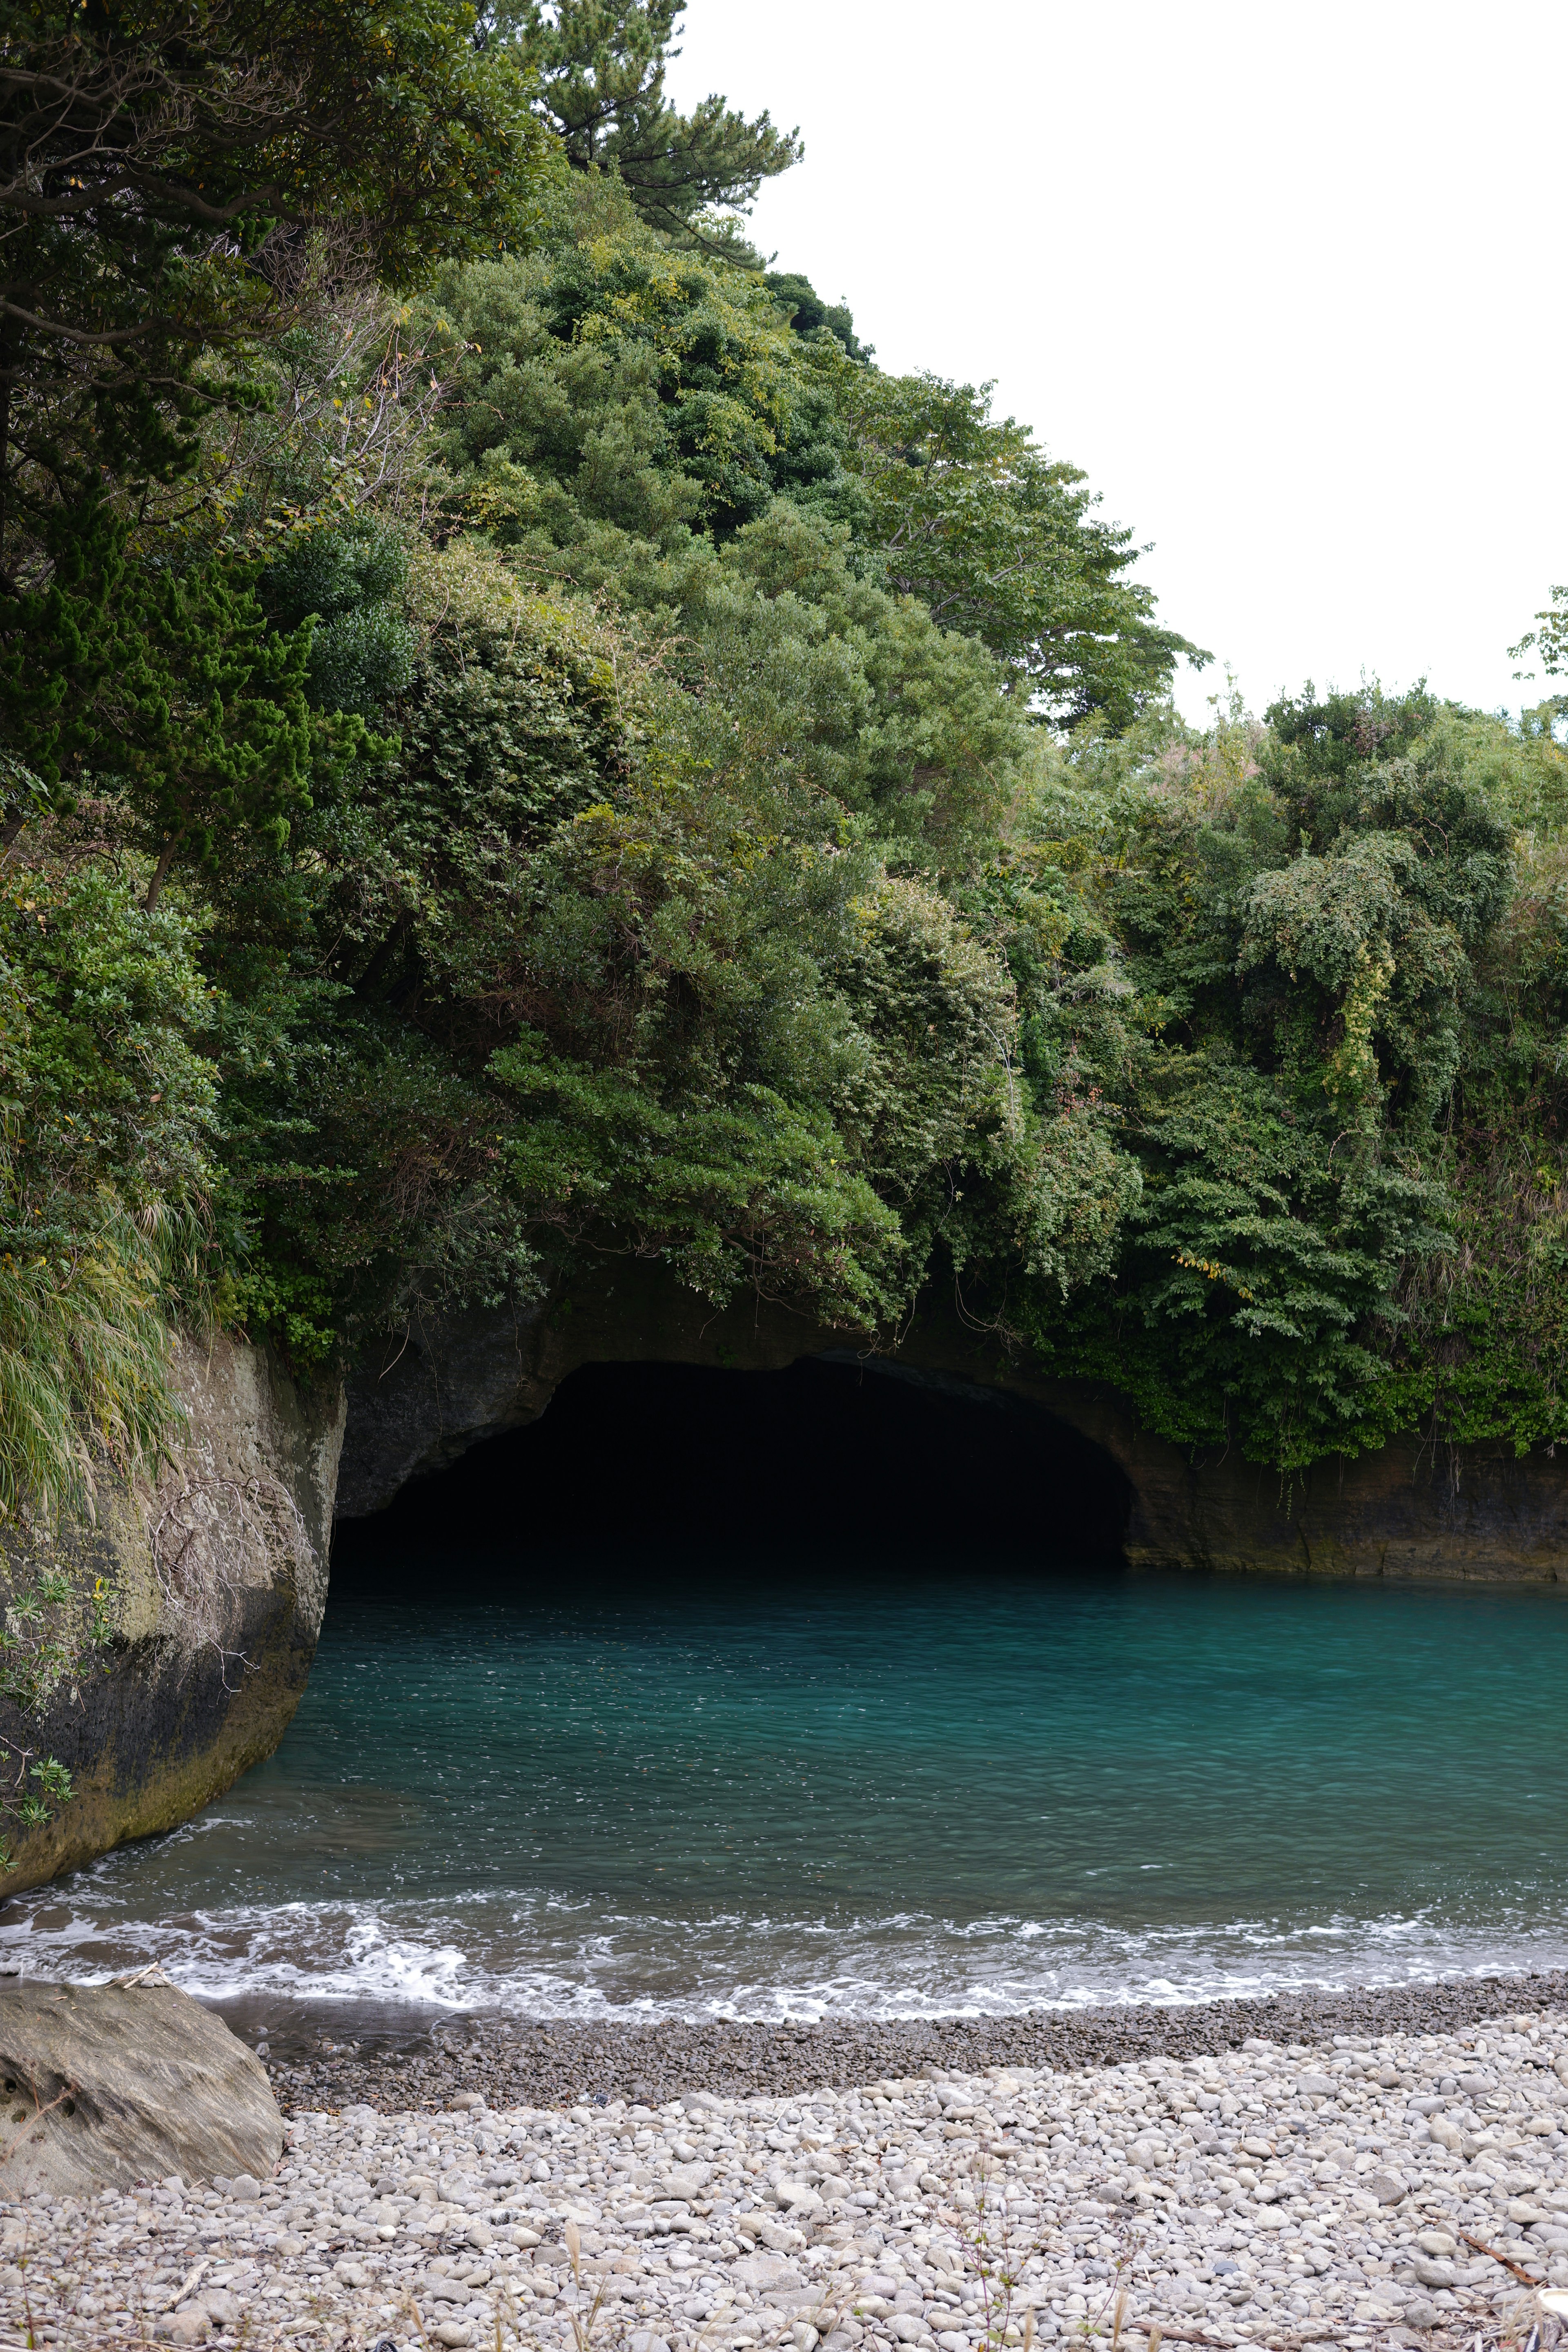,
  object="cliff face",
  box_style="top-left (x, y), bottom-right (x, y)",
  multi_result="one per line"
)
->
top-left (11, 1264), bottom-right (1564, 1899)
top-left (337, 1263), bottom-right (1568, 1583)
top-left (1092, 1416), bottom-right (1568, 1582)
top-left (0, 1334), bottom-right (345, 1892)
